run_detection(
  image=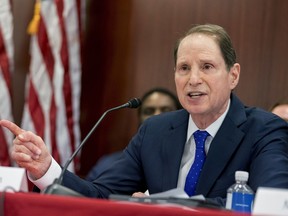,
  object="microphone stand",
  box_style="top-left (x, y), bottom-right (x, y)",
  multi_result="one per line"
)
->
top-left (43, 98), bottom-right (141, 196)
